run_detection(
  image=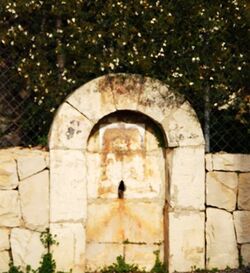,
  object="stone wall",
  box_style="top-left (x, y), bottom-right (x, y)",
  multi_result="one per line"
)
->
top-left (0, 148), bottom-right (250, 272)
top-left (0, 148), bottom-right (49, 272)
top-left (205, 153), bottom-right (250, 270)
